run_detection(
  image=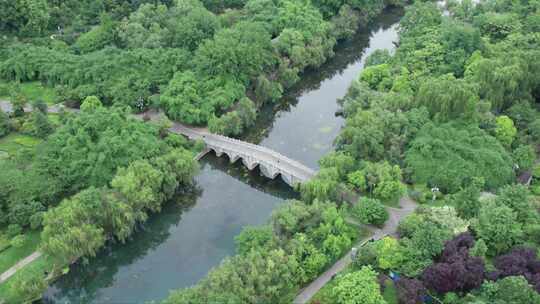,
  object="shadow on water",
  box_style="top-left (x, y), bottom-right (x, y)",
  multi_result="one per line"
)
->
top-left (203, 150), bottom-right (300, 200)
top-left (42, 190), bottom-right (201, 302)
top-left (42, 7), bottom-right (403, 304)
